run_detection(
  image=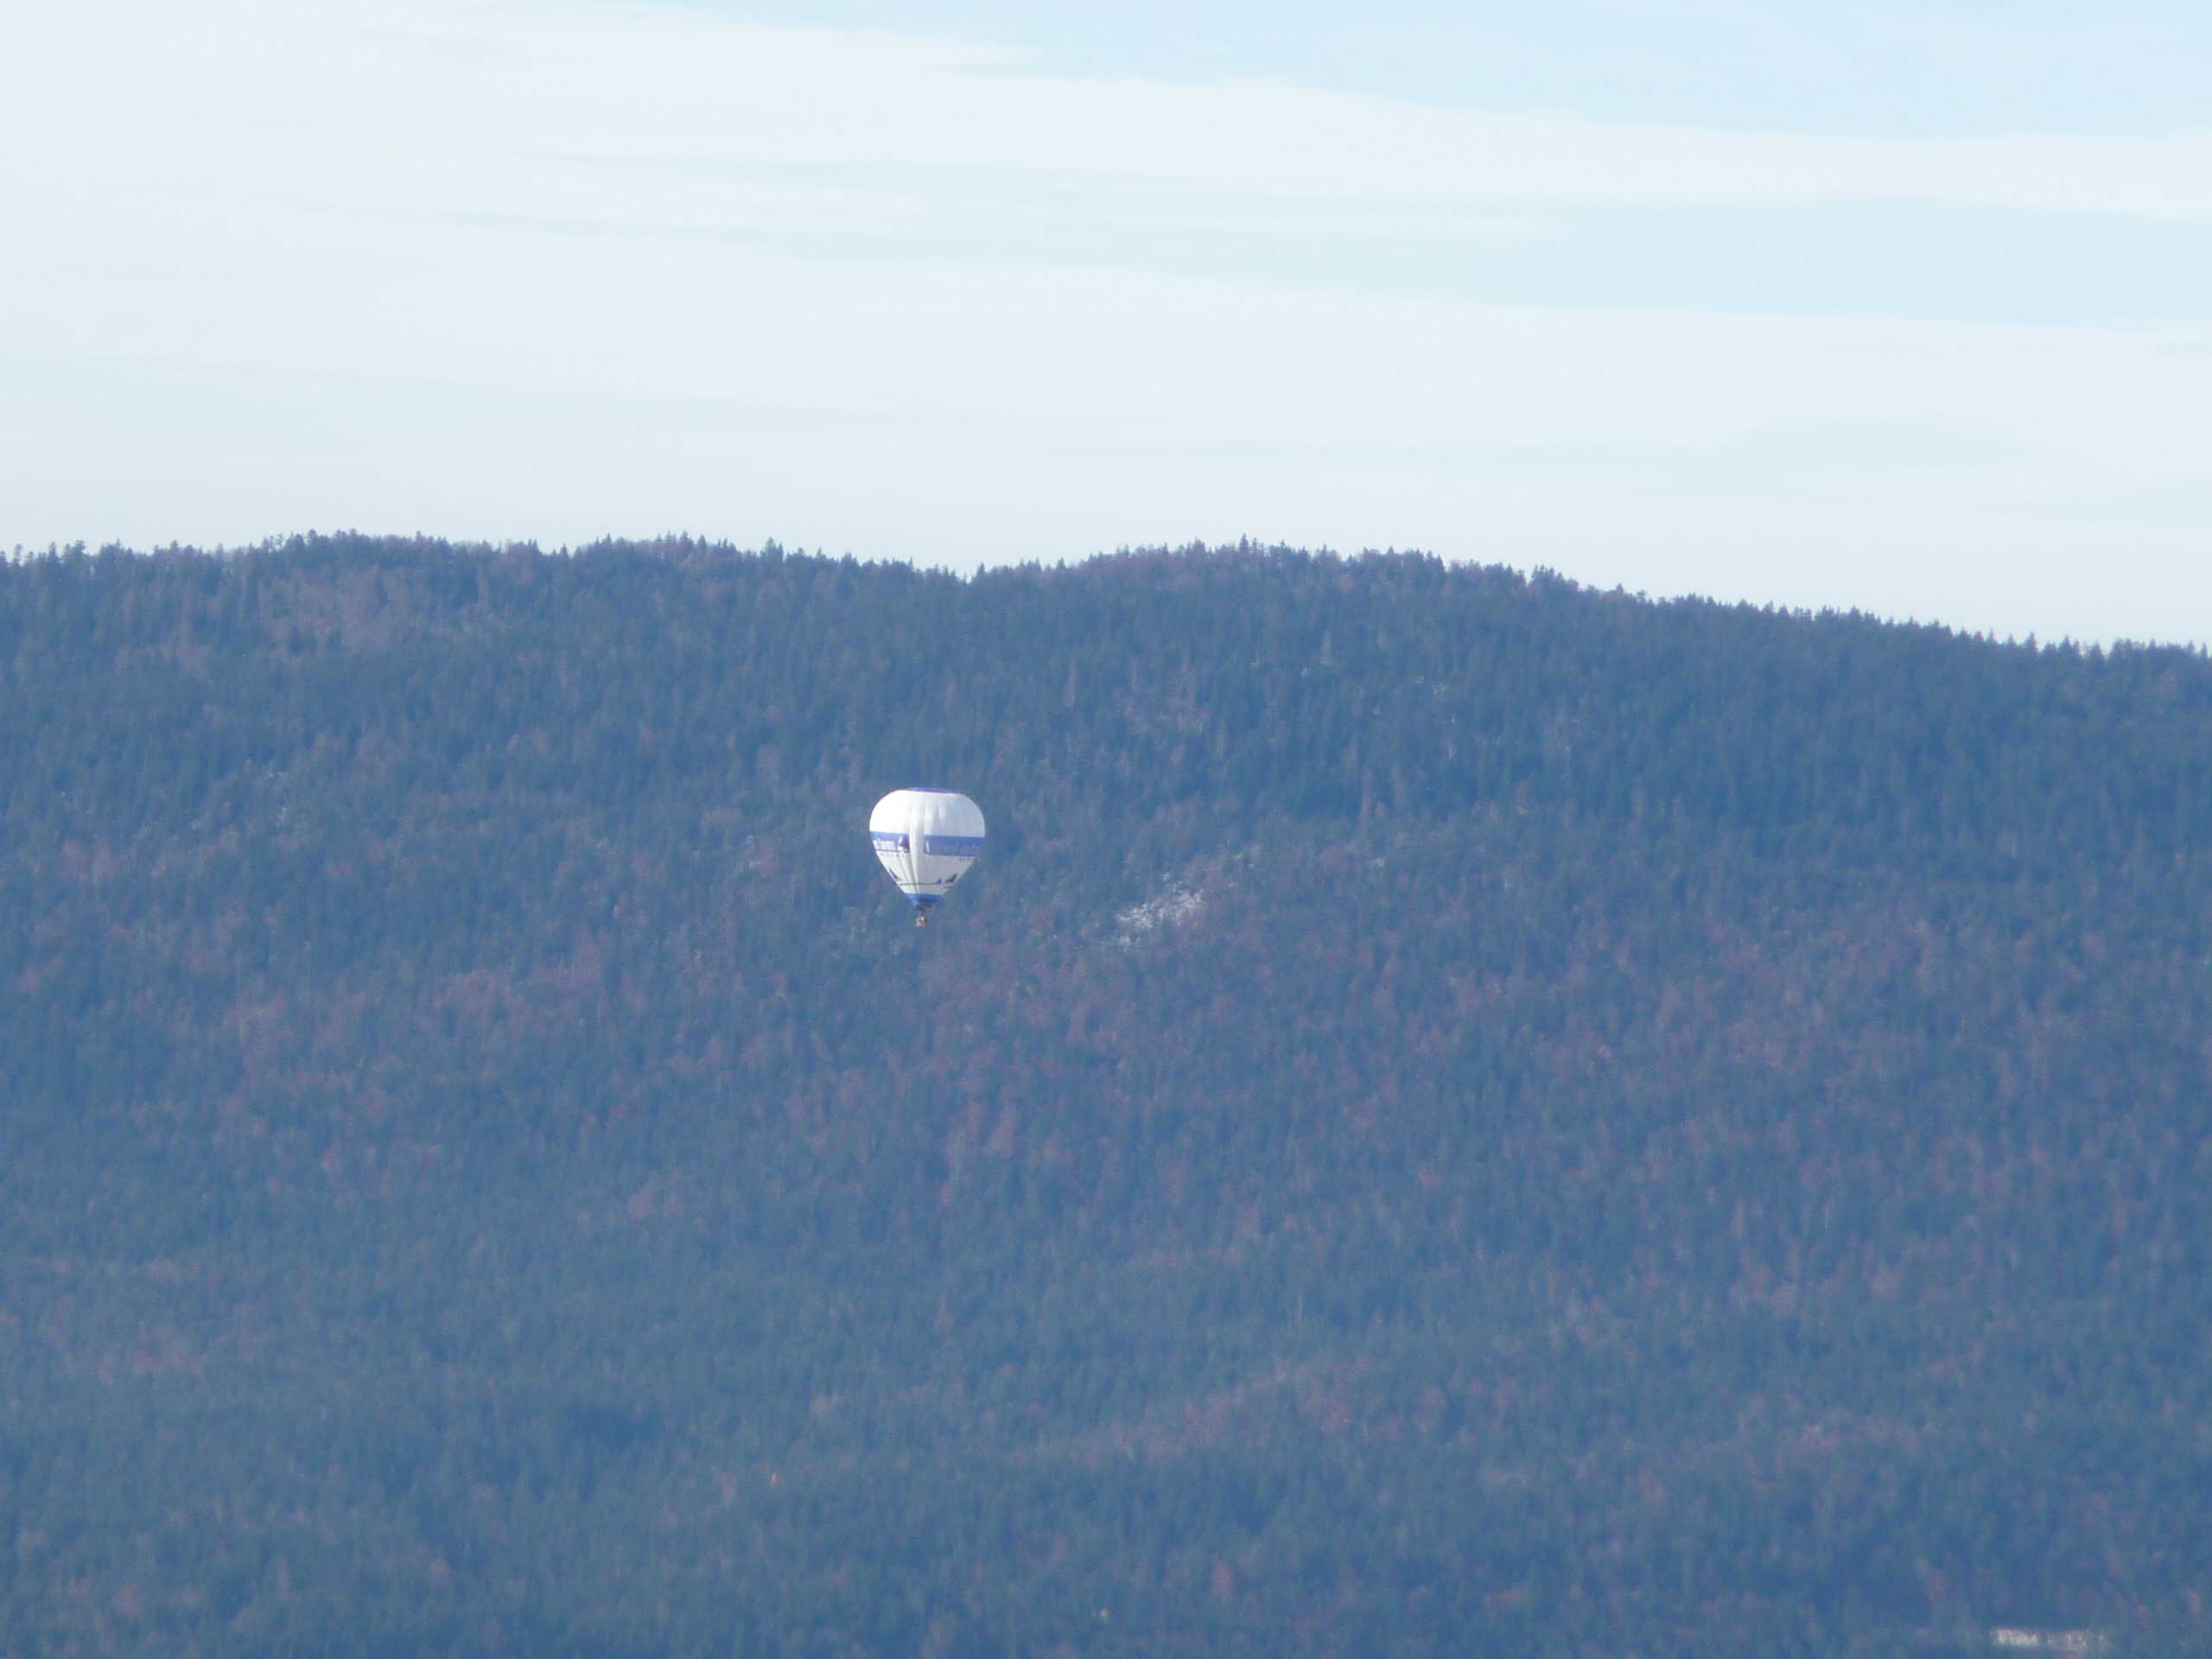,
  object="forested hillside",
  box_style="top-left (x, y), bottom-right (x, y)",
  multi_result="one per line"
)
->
top-left (3, 536), bottom-right (2210, 1656)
